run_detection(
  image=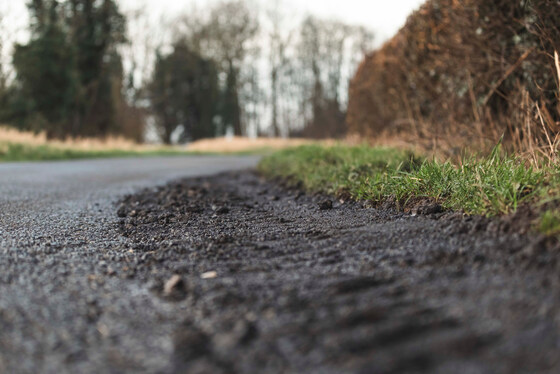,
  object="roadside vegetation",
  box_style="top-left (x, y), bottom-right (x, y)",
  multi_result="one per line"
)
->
top-left (349, 0), bottom-right (560, 163)
top-left (0, 142), bottom-right (190, 162)
top-left (259, 144), bottom-right (560, 235)
top-left (0, 126), bottom-right (188, 161)
top-left (320, 0), bottom-right (560, 237)
top-left (0, 1), bottom-right (372, 145)
top-left (0, 127), bottom-right (319, 162)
